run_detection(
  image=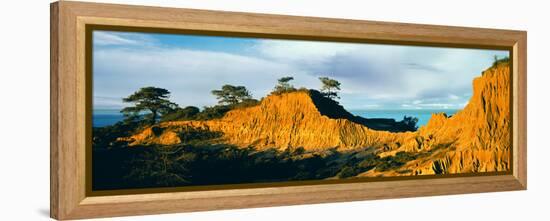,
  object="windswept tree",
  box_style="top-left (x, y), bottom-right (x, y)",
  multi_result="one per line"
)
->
top-left (319, 77), bottom-right (341, 99)
top-left (211, 84), bottom-right (252, 105)
top-left (273, 76), bottom-right (295, 94)
top-left (121, 87), bottom-right (178, 124)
